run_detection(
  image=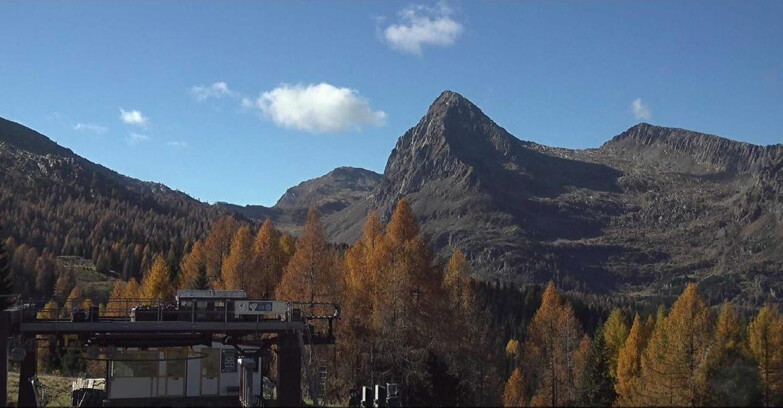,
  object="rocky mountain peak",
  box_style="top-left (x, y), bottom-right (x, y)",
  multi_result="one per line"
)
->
top-left (602, 123), bottom-right (783, 176)
top-left (274, 166), bottom-right (381, 212)
top-left (426, 90), bottom-right (484, 119)
top-left (380, 91), bottom-right (516, 200)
